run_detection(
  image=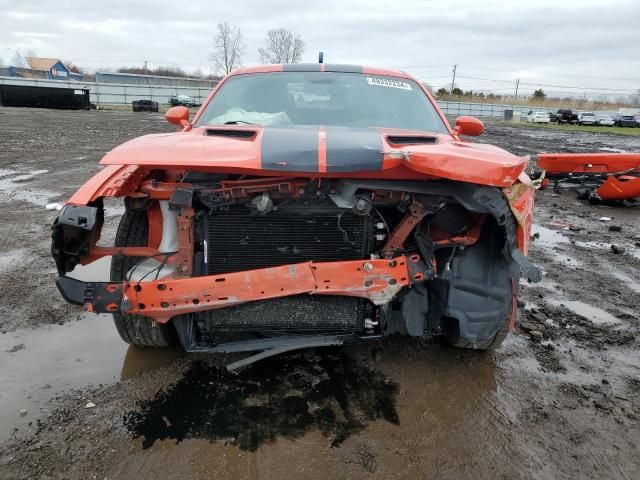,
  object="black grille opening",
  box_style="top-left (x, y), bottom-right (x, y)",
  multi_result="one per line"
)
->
top-left (386, 135), bottom-right (437, 145)
top-left (205, 129), bottom-right (257, 139)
